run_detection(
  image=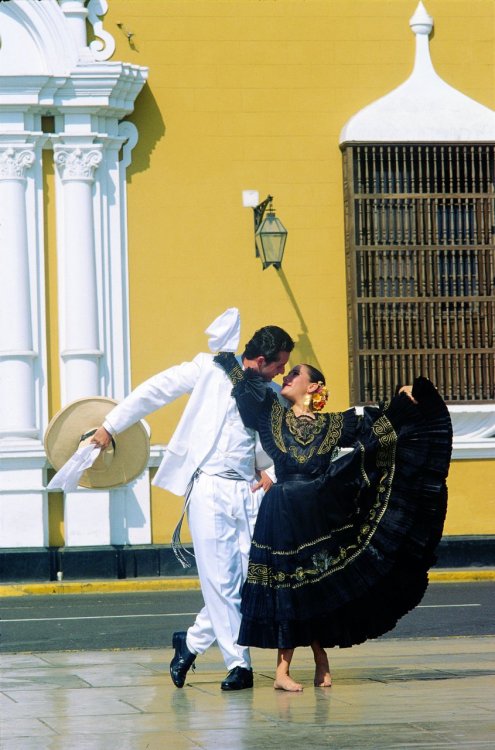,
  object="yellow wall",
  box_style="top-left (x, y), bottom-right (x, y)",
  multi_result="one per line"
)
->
top-left (43, 150), bottom-right (65, 547)
top-left (43, 151), bottom-right (60, 421)
top-left (49, 1), bottom-right (495, 543)
top-left (446, 460), bottom-right (495, 535)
